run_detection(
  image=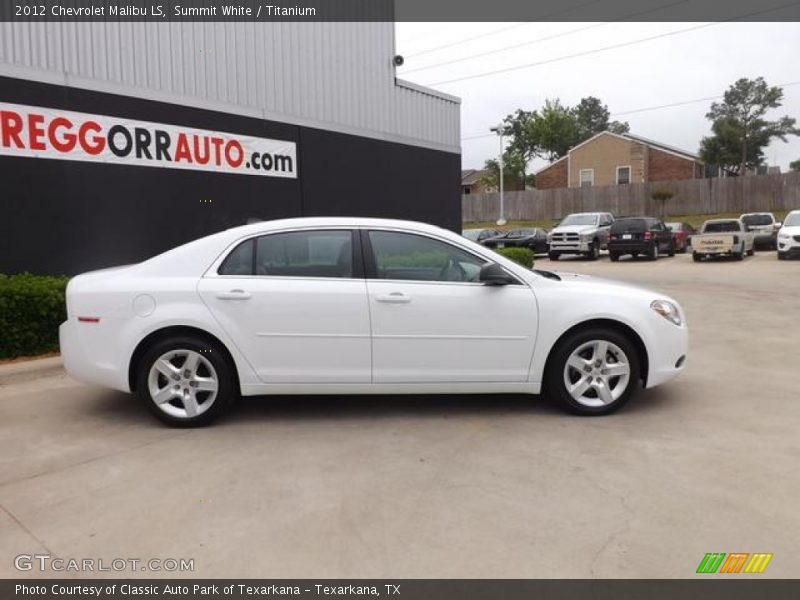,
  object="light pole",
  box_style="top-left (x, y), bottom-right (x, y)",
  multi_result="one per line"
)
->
top-left (490, 124), bottom-right (506, 226)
